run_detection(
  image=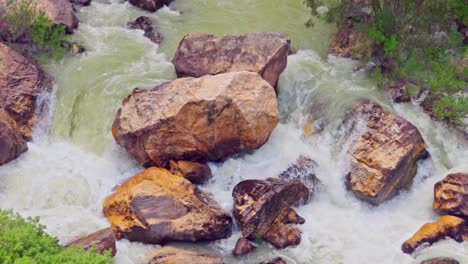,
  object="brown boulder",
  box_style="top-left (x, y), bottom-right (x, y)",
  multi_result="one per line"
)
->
top-left (127, 16), bottom-right (163, 44)
top-left (232, 237), bottom-right (256, 257)
top-left (262, 223), bottom-right (301, 249)
top-left (402, 215), bottom-right (467, 254)
top-left (169, 160), bottom-right (212, 184)
top-left (0, 43), bottom-right (52, 140)
top-left (420, 258), bottom-right (460, 264)
top-left (146, 246), bottom-right (223, 264)
top-left (0, 108), bottom-right (27, 165)
top-left (112, 71), bottom-right (279, 167)
top-left (172, 32), bottom-right (290, 87)
top-left (103, 167), bottom-right (232, 244)
top-left (282, 208), bottom-right (305, 225)
top-left (262, 257), bottom-right (288, 264)
top-left (232, 178), bottom-right (309, 240)
top-left (66, 228), bottom-right (117, 257)
top-left (434, 173), bottom-right (468, 218)
top-left (346, 102), bottom-right (428, 205)
top-left (128, 0), bottom-right (173, 12)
